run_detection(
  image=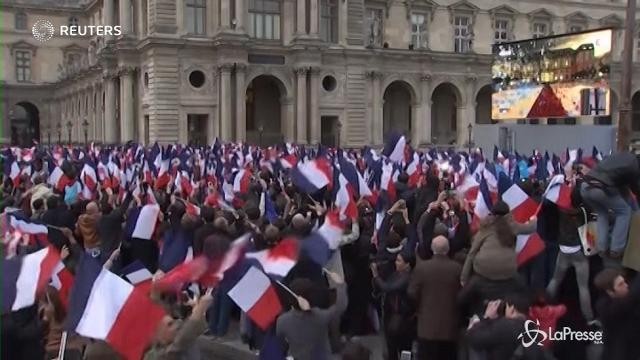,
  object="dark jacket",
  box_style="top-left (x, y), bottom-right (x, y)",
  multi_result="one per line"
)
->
top-left (416, 207), bottom-right (470, 260)
top-left (585, 152), bottom-right (640, 195)
top-left (143, 318), bottom-right (207, 360)
top-left (375, 214), bottom-right (418, 279)
top-left (193, 222), bottom-right (216, 256)
top-left (373, 270), bottom-right (414, 333)
top-left (596, 274), bottom-right (640, 360)
top-left (408, 254), bottom-right (462, 340)
top-left (467, 317), bottom-right (525, 360)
